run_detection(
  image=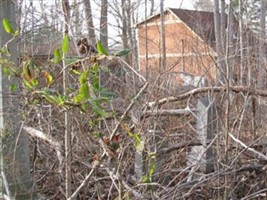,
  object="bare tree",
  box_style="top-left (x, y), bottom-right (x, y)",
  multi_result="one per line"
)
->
top-left (73, 0), bottom-right (81, 37)
top-left (82, 0), bottom-right (96, 45)
top-left (160, 0), bottom-right (166, 71)
top-left (239, 0), bottom-right (245, 85)
top-left (61, 0), bottom-right (72, 198)
top-left (258, 0), bottom-right (266, 89)
top-left (100, 0), bottom-right (108, 49)
top-left (220, 0), bottom-right (226, 52)
top-left (213, 0), bottom-right (224, 84)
